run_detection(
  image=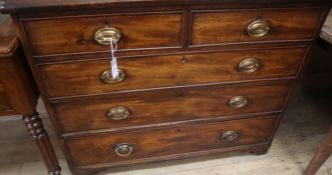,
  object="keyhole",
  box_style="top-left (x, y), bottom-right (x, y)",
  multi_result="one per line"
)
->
top-left (181, 56), bottom-right (187, 64)
top-left (104, 21), bottom-right (111, 26)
